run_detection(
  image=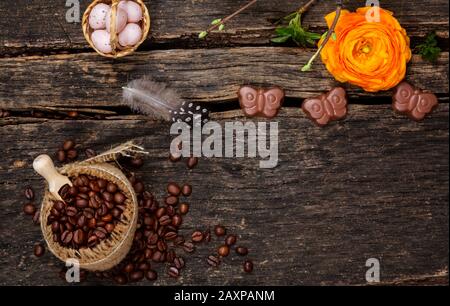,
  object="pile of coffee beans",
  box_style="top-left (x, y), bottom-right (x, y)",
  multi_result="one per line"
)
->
top-left (189, 225), bottom-right (253, 273)
top-left (56, 140), bottom-right (78, 163)
top-left (47, 175), bottom-right (128, 249)
top-left (23, 140), bottom-right (255, 284)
